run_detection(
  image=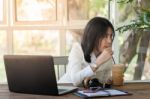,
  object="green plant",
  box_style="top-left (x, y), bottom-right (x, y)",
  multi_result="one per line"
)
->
top-left (117, 0), bottom-right (134, 3)
top-left (116, 0), bottom-right (150, 33)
